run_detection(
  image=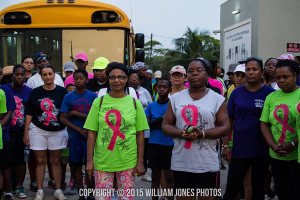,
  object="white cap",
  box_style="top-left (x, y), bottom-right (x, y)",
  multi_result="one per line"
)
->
top-left (234, 64), bottom-right (245, 73)
top-left (154, 71), bottom-right (162, 78)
